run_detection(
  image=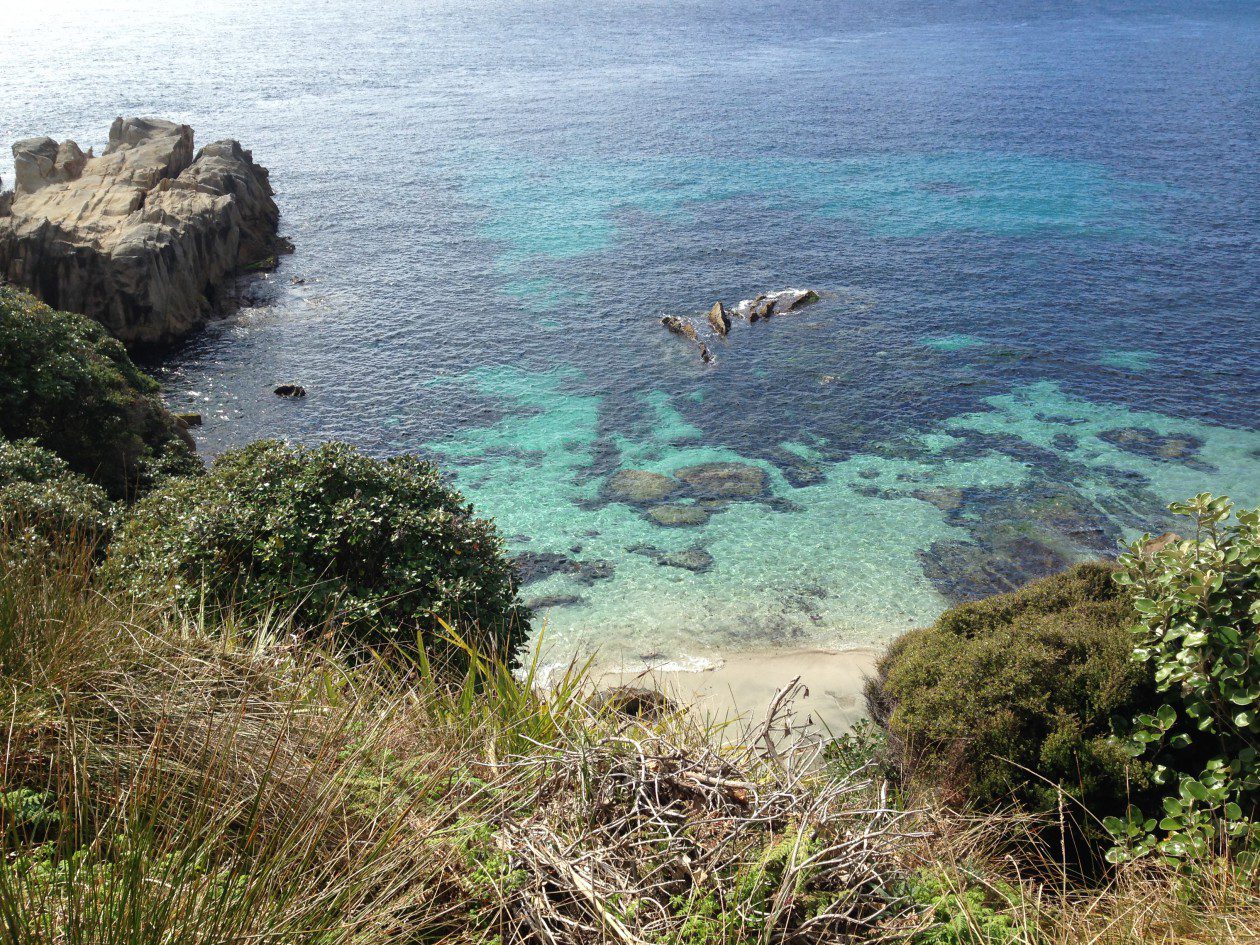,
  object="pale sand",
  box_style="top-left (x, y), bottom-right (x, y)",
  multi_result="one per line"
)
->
top-left (604, 647), bottom-right (882, 737)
